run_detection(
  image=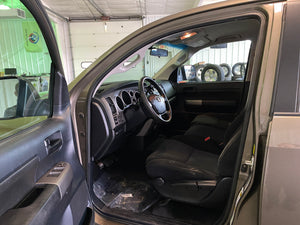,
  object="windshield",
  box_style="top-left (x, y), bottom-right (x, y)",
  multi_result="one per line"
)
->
top-left (101, 26), bottom-right (252, 85)
top-left (102, 43), bottom-right (184, 84)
